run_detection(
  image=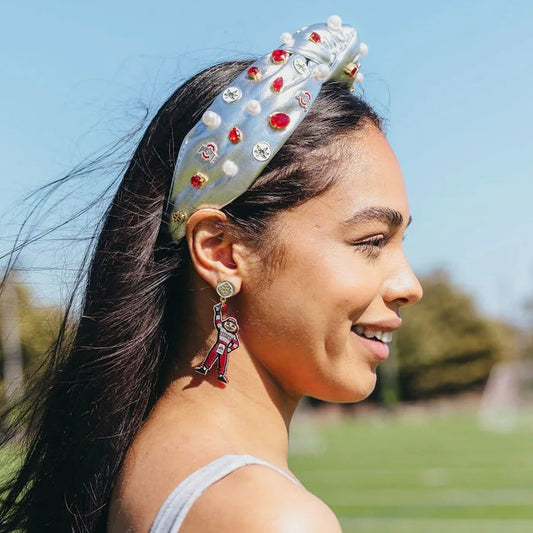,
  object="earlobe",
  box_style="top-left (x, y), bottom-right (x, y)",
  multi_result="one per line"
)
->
top-left (186, 208), bottom-right (242, 291)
